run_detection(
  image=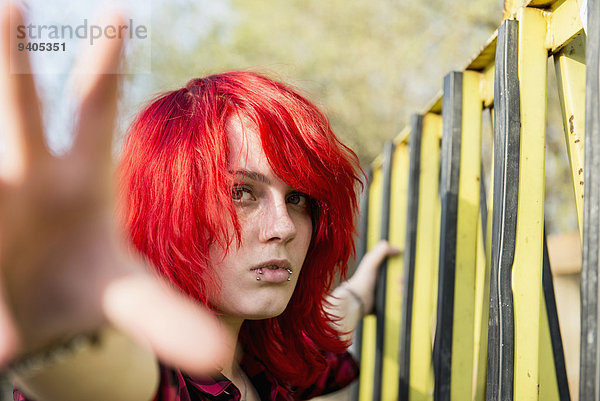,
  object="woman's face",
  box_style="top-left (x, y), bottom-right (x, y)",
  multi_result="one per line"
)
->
top-left (208, 116), bottom-right (313, 320)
